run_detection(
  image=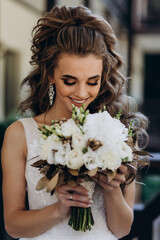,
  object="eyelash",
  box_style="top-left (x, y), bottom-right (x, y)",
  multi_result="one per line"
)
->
top-left (63, 80), bottom-right (99, 86)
